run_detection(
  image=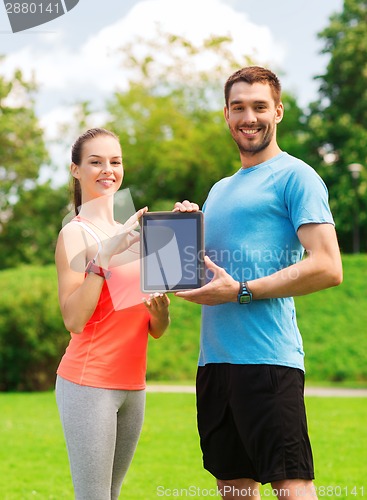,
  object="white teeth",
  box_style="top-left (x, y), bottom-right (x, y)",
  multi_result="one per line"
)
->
top-left (241, 129), bottom-right (258, 134)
